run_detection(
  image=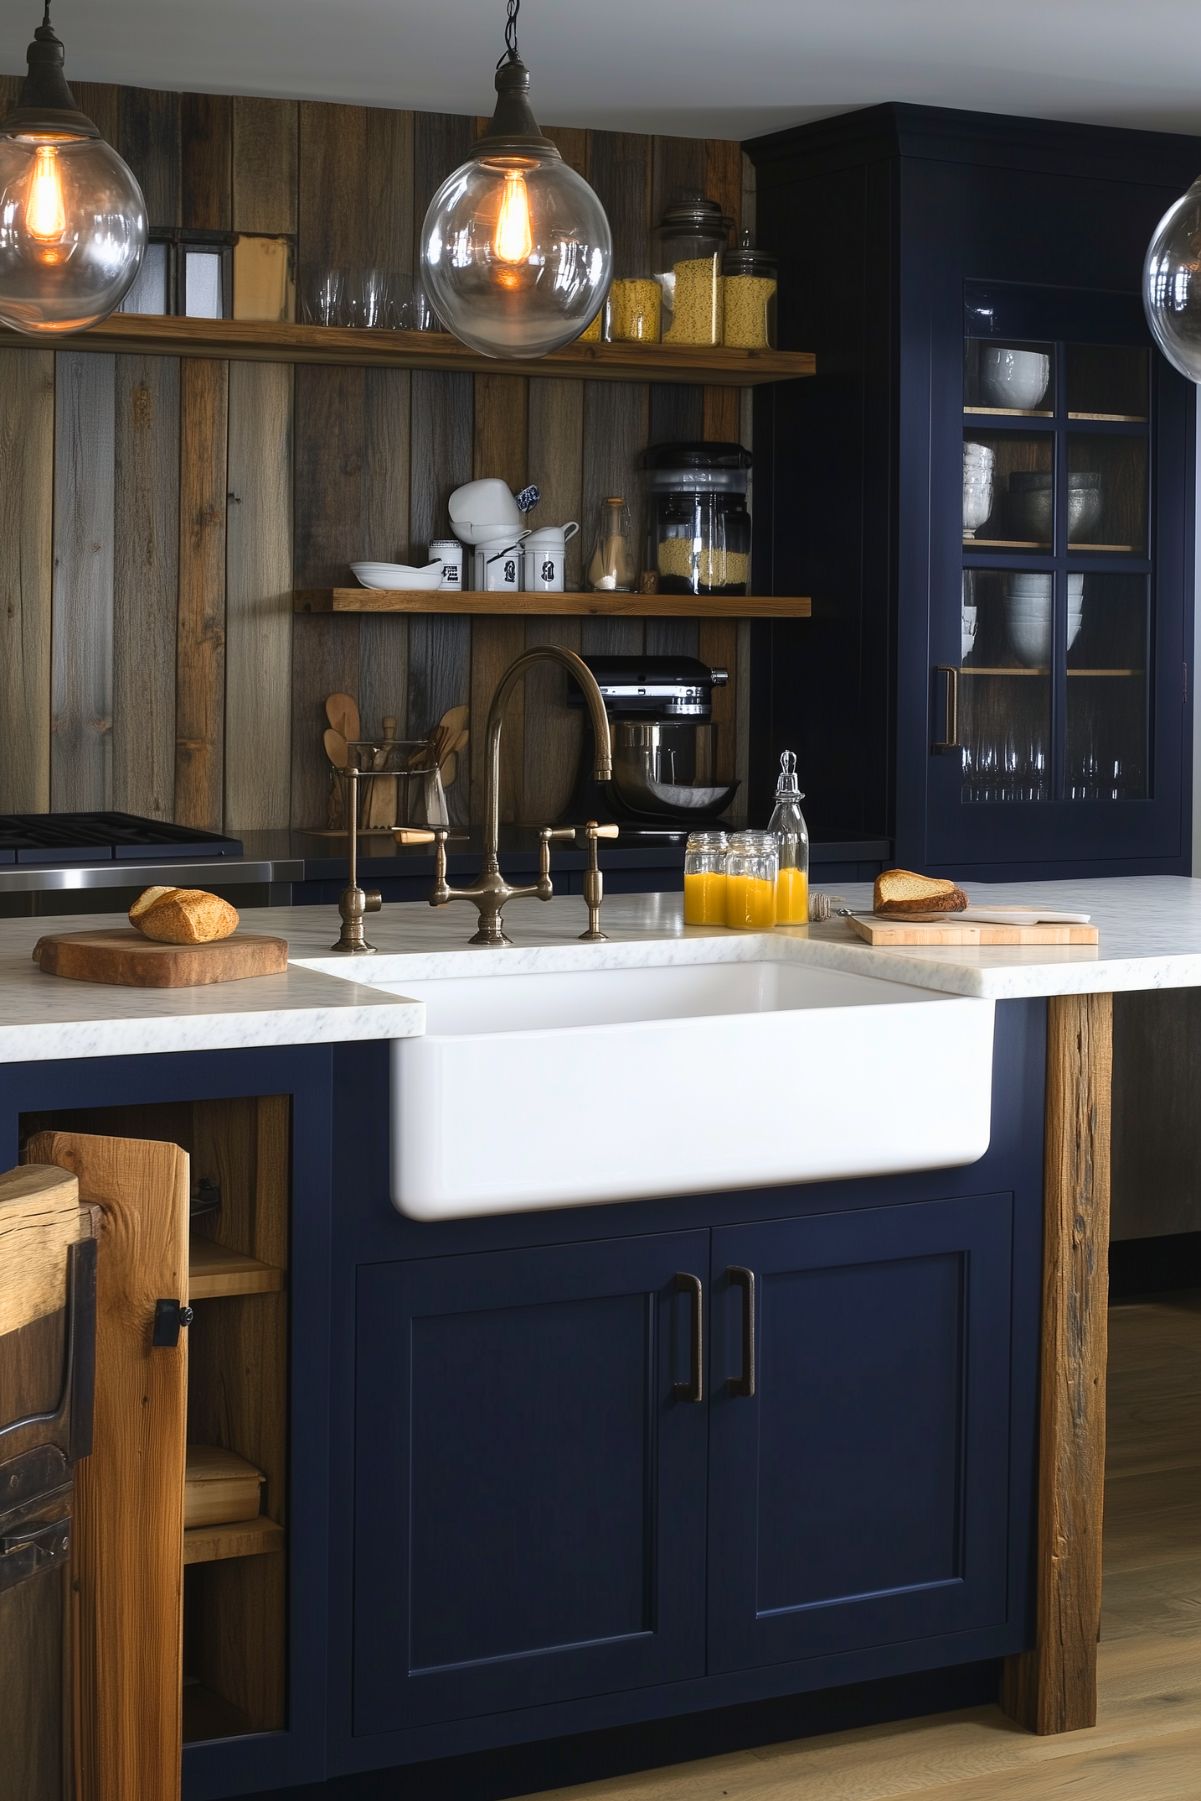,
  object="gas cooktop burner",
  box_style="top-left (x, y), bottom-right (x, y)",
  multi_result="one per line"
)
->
top-left (0, 812), bottom-right (245, 867)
